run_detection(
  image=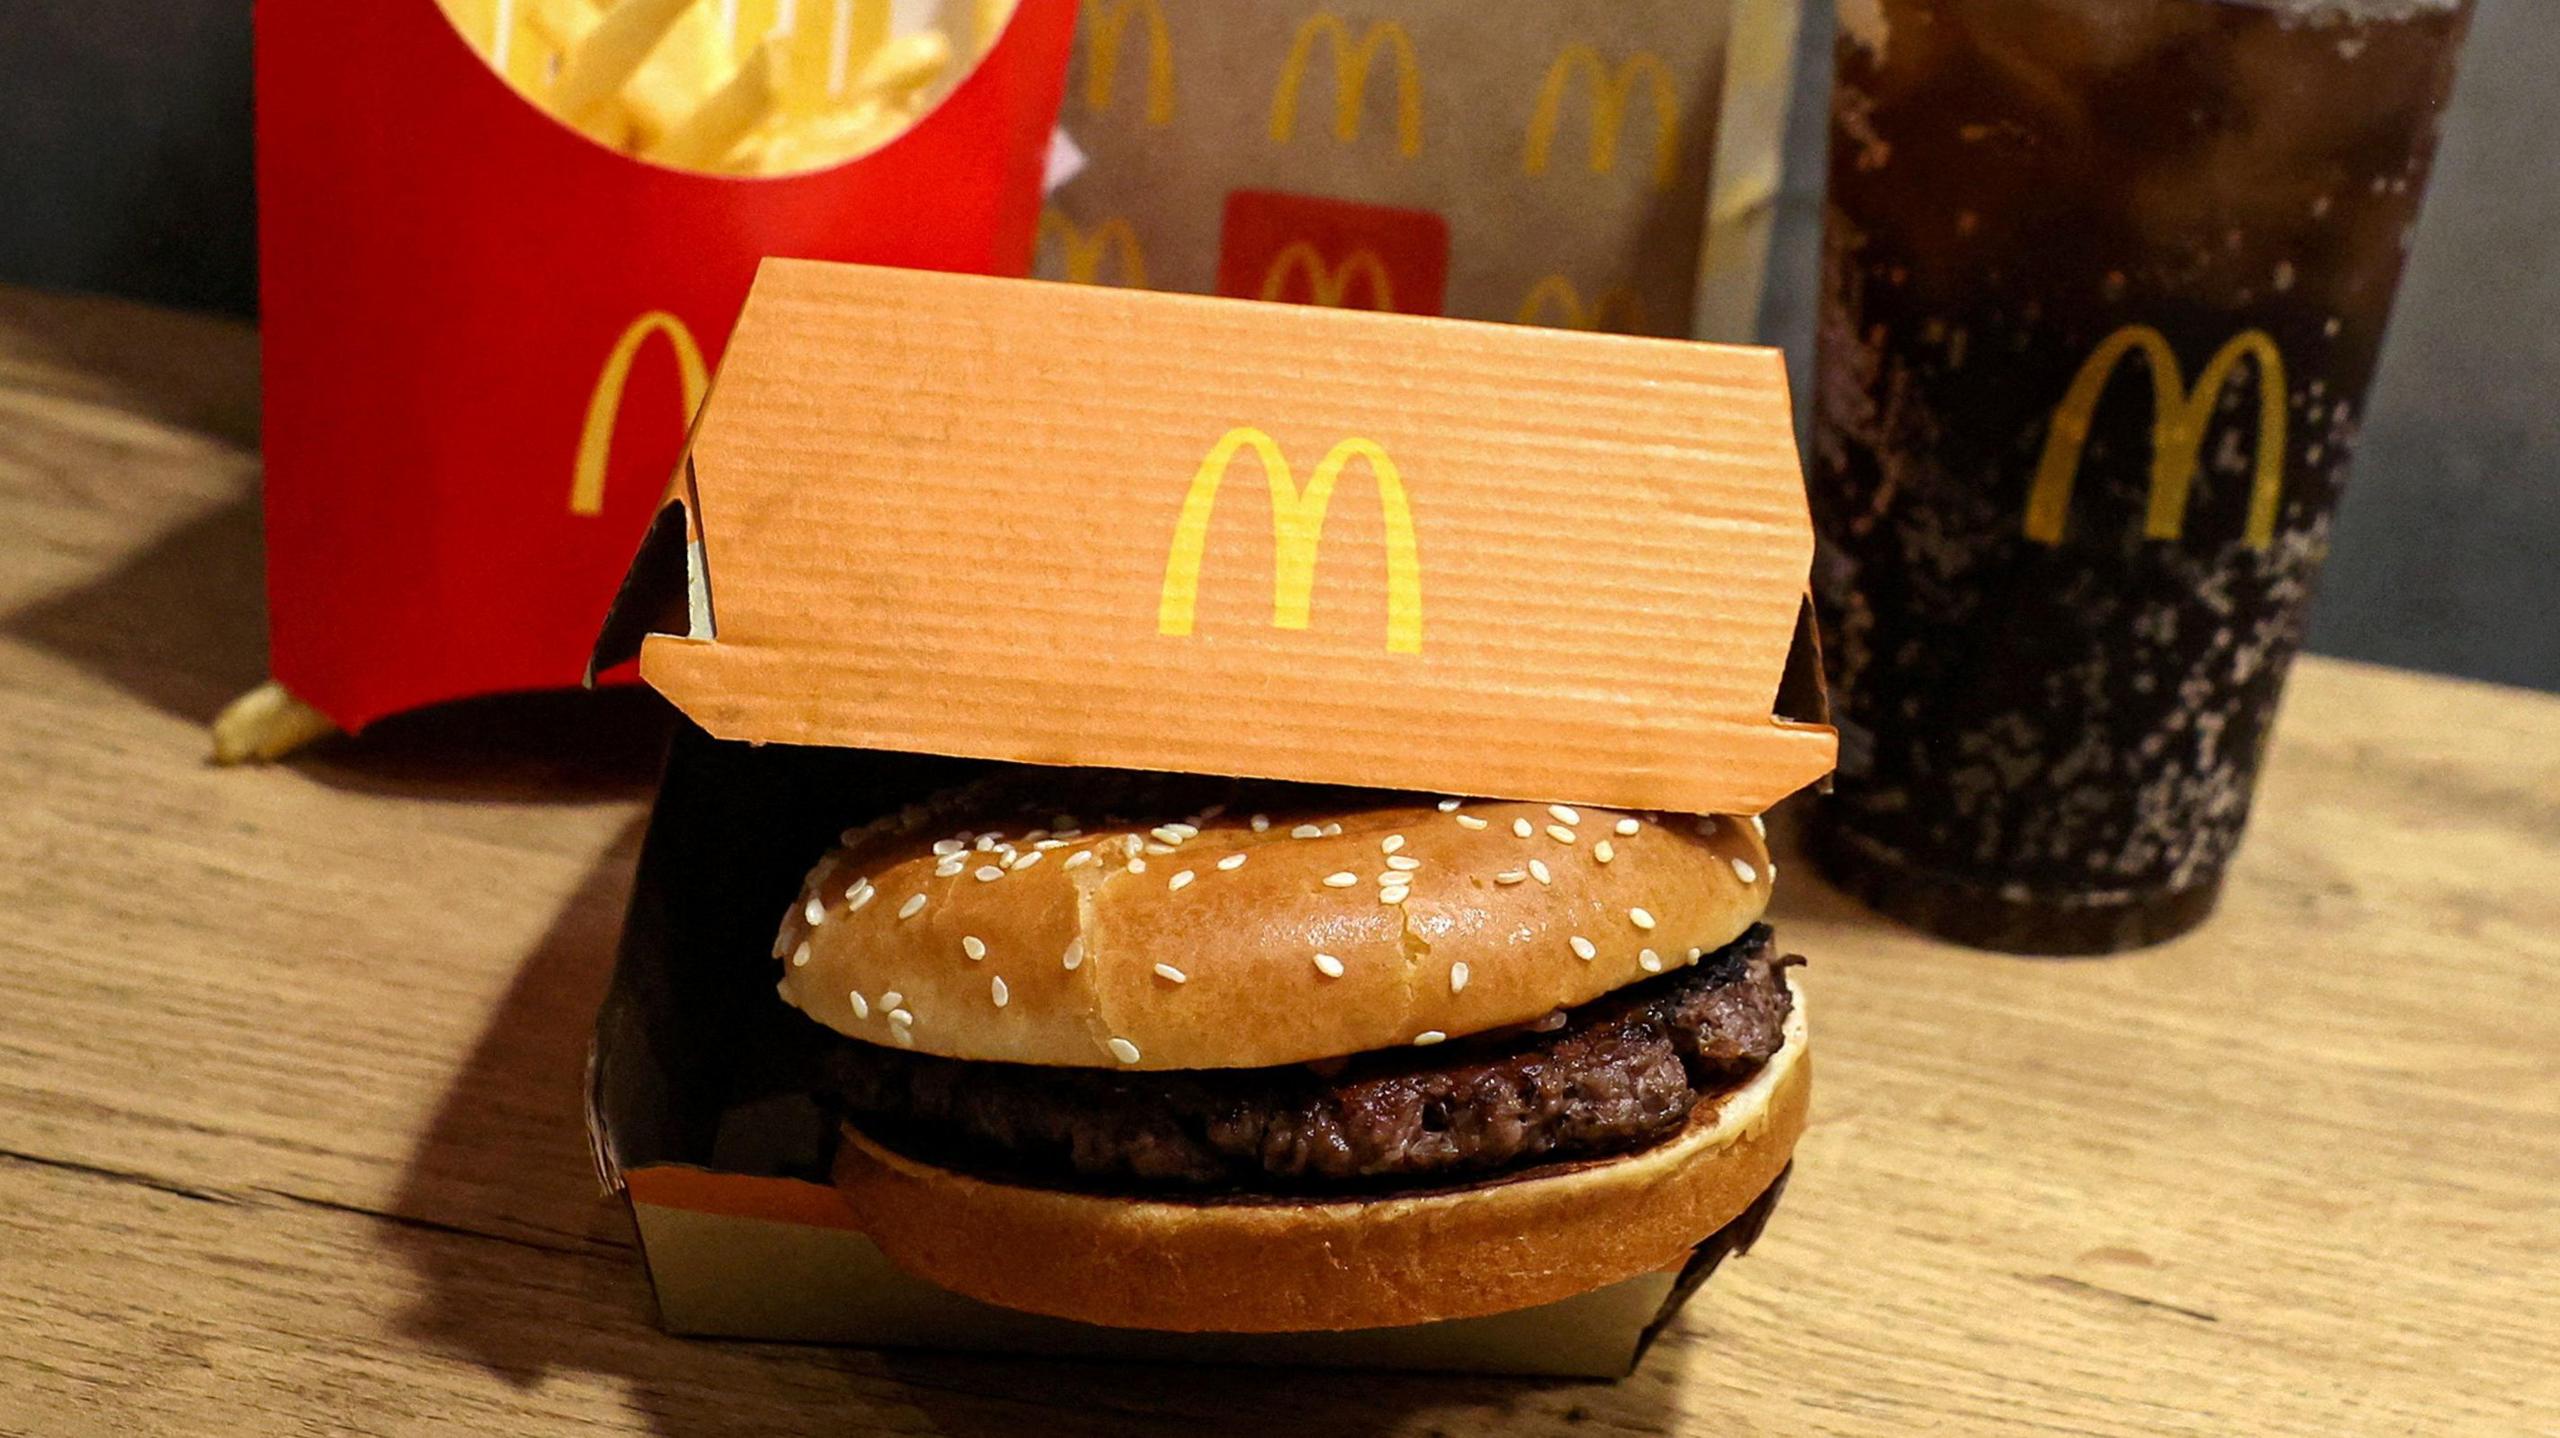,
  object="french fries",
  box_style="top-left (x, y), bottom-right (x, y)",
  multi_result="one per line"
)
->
top-left (434, 0), bottom-right (1009, 175)
top-left (210, 680), bottom-right (339, 766)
